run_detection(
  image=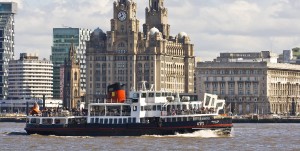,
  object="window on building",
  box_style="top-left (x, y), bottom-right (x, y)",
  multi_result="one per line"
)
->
top-left (74, 72), bottom-right (77, 81)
